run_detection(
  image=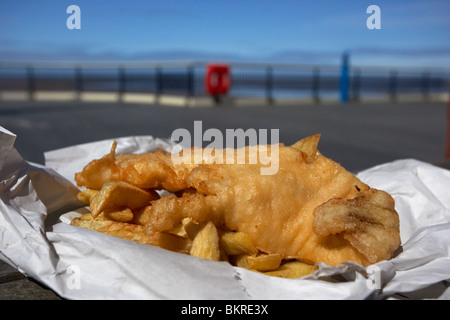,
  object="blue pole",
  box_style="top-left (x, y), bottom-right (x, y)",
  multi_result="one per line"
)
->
top-left (340, 52), bottom-right (350, 103)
